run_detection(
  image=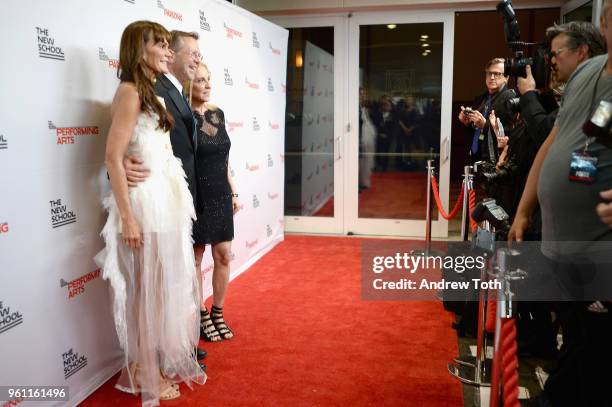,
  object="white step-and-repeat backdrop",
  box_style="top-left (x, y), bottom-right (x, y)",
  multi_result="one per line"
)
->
top-left (0, 1), bottom-right (287, 405)
top-left (301, 41), bottom-right (334, 216)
